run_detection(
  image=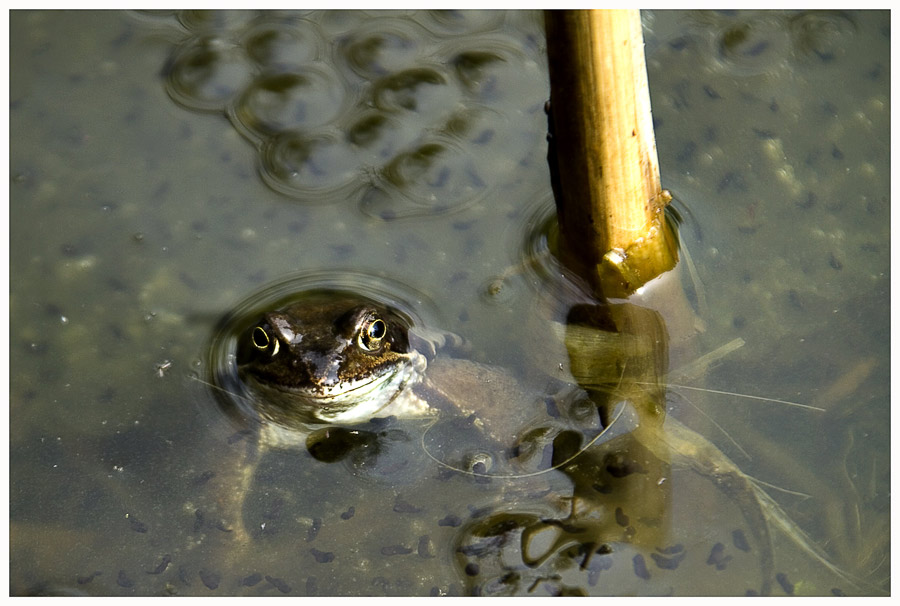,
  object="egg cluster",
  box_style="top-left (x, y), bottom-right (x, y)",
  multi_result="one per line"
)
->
top-left (164, 11), bottom-right (549, 219)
